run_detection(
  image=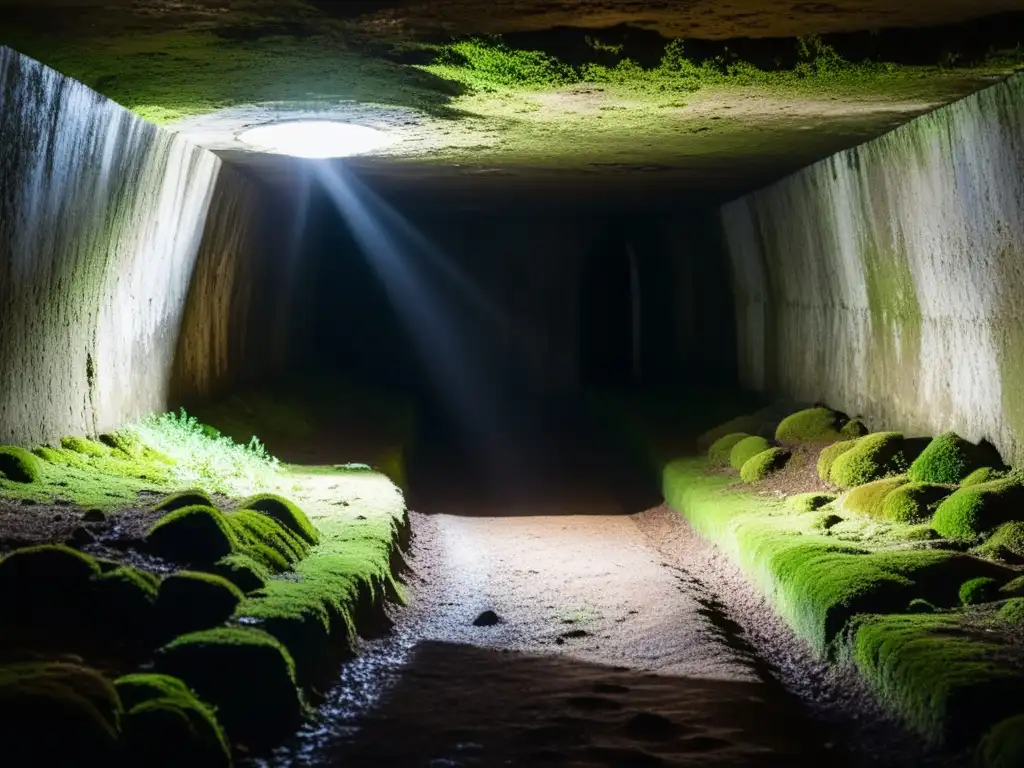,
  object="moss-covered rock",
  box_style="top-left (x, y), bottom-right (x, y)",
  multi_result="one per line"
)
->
top-left (708, 432), bottom-right (750, 463)
top-left (93, 566), bottom-right (159, 645)
top-left (959, 577), bottom-right (999, 605)
top-left (0, 662), bottom-right (122, 764)
top-left (210, 553), bottom-right (270, 593)
top-left (975, 522), bottom-right (1024, 563)
top-left (908, 432), bottom-right (995, 484)
top-left (932, 479), bottom-right (1024, 542)
top-left (0, 545), bottom-right (99, 629)
top-left (739, 448), bottom-right (791, 483)
top-left (156, 571), bottom-right (244, 638)
top-left (829, 432), bottom-right (908, 488)
top-left (60, 436), bottom-right (111, 457)
top-left (239, 493), bottom-right (319, 544)
top-left (0, 446), bottom-right (40, 483)
top-left (979, 714), bottom-right (1024, 768)
top-left (115, 673), bottom-right (230, 768)
top-left (729, 435), bottom-right (772, 471)
top-left (998, 575), bottom-right (1024, 598)
top-left (880, 482), bottom-right (952, 524)
top-left (810, 512), bottom-right (844, 532)
top-left (775, 407), bottom-right (847, 444)
top-left (962, 467), bottom-right (1005, 487)
top-left (155, 490), bottom-right (215, 513)
top-left (155, 626), bottom-right (303, 746)
top-left (837, 477), bottom-right (908, 520)
top-left (229, 510), bottom-right (310, 568)
top-left (816, 439), bottom-right (860, 483)
top-left (998, 597), bottom-right (1024, 624)
top-left (146, 506), bottom-right (239, 566)
top-left (840, 419), bottom-right (868, 438)
top-left (788, 492), bottom-right (836, 512)
top-left (907, 598), bottom-right (936, 613)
